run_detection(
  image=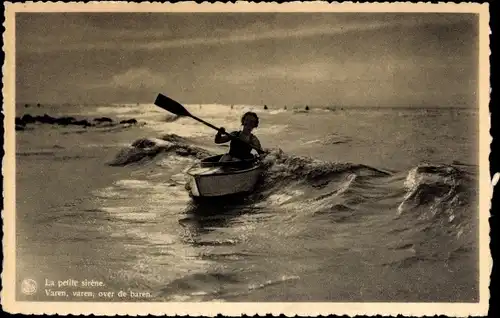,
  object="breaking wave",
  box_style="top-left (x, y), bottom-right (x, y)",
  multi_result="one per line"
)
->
top-left (109, 135), bottom-right (476, 238)
top-left (398, 164), bottom-right (474, 217)
top-left (108, 134), bottom-right (211, 166)
top-left (261, 148), bottom-right (391, 183)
